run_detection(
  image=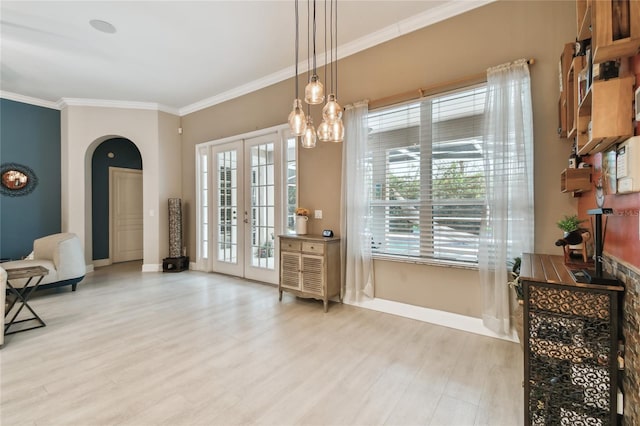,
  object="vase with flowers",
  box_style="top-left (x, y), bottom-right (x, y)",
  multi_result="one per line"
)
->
top-left (295, 207), bottom-right (309, 235)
